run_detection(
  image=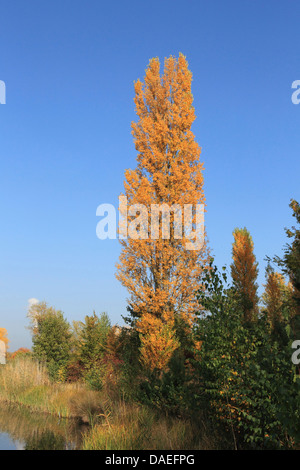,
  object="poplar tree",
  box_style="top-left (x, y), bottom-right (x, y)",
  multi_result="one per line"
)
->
top-left (116, 55), bottom-right (208, 370)
top-left (262, 267), bottom-right (288, 328)
top-left (231, 228), bottom-right (259, 322)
